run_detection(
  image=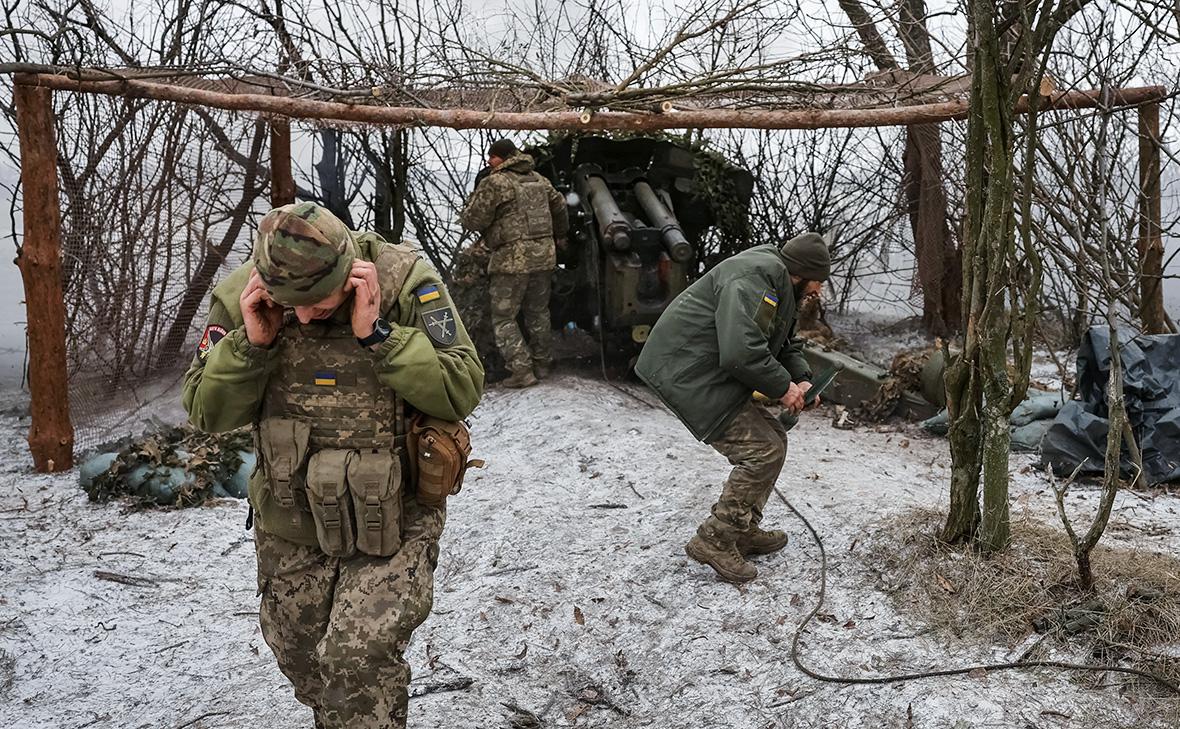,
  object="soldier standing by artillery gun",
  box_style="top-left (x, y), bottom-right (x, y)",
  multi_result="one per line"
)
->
top-left (460, 138), bottom-right (569, 388)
